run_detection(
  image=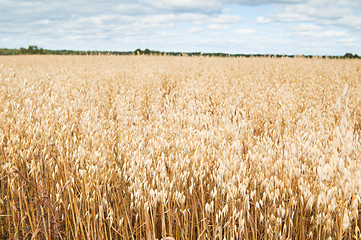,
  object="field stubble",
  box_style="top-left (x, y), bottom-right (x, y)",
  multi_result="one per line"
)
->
top-left (1, 55), bottom-right (361, 239)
